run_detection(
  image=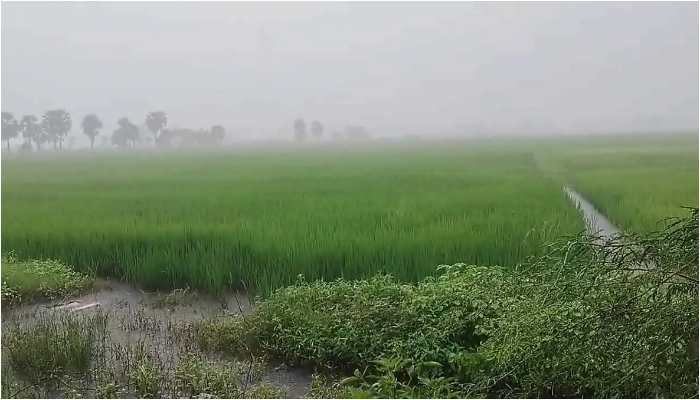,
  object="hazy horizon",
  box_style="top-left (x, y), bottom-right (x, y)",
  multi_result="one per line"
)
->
top-left (2, 1), bottom-right (698, 146)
